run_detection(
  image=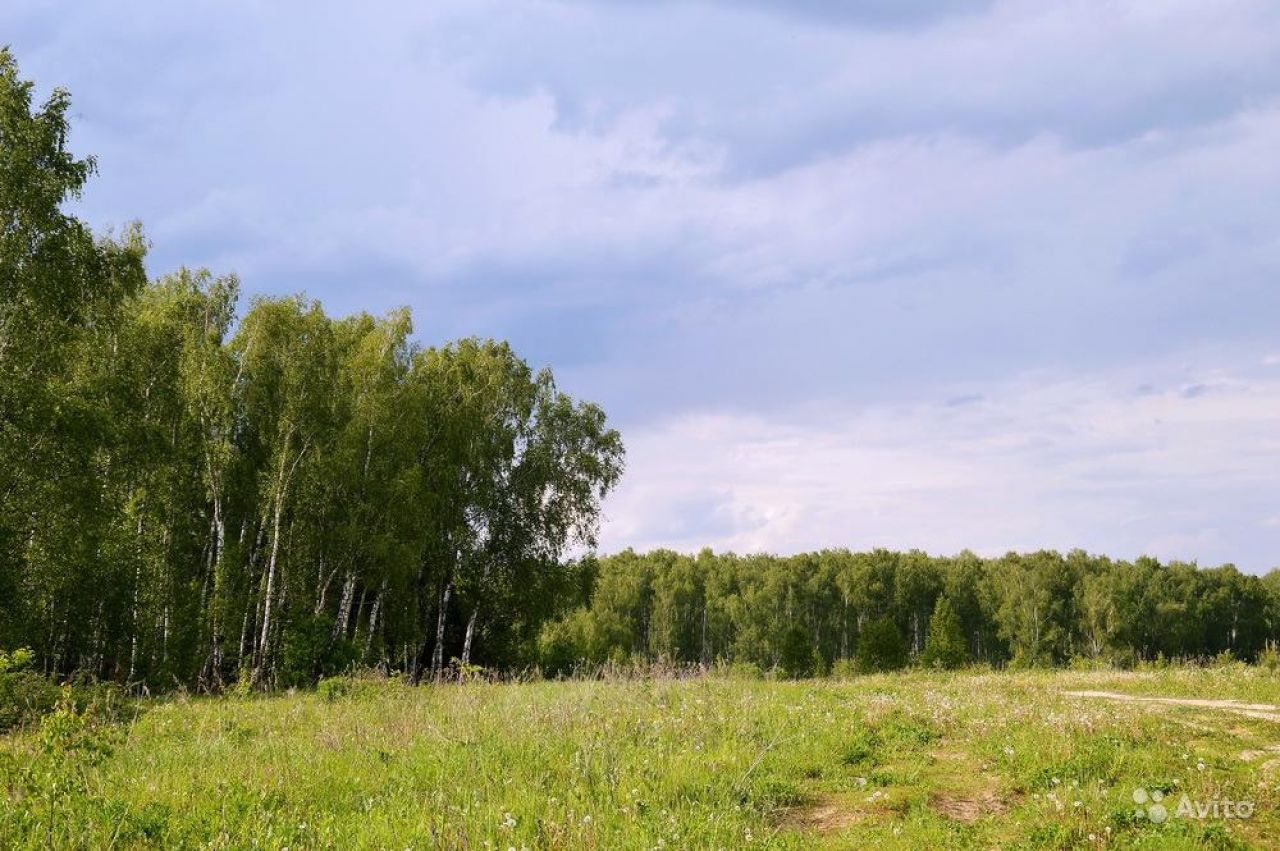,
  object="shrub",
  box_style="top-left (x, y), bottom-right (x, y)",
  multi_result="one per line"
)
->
top-left (537, 610), bottom-right (594, 677)
top-left (1009, 648), bottom-right (1054, 669)
top-left (777, 624), bottom-right (821, 678)
top-left (0, 647), bottom-right (35, 672)
top-left (278, 613), bottom-right (360, 688)
top-left (316, 671), bottom-right (405, 702)
top-left (0, 648), bottom-right (58, 732)
top-left (1107, 648), bottom-right (1140, 670)
top-left (855, 618), bottom-right (907, 673)
top-left (919, 597), bottom-right (968, 670)
top-left (0, 671), bottom-right (58, 732)
top-left (1211, 649), bottom-right (1241, 669)
top-left (830, 658), bottom-right (859, 680)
